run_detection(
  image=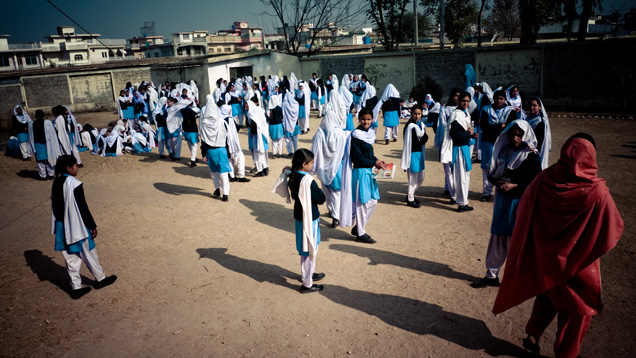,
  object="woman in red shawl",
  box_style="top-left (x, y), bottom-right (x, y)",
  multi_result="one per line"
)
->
top-left (492, 133), bottom-right (624, 358)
